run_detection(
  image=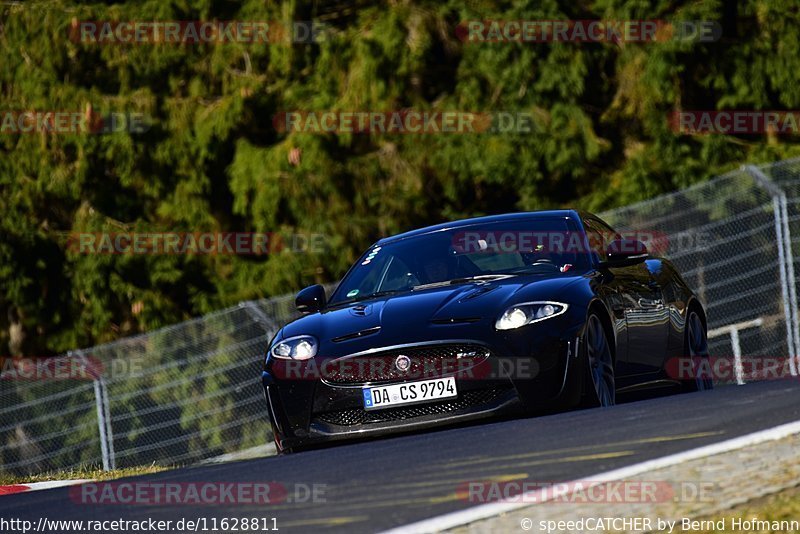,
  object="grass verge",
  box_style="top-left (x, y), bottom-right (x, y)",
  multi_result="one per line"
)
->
top-left (697, 484), bottom-right (800, 533)
top-left (0, 464), bottom-right (168, 485)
